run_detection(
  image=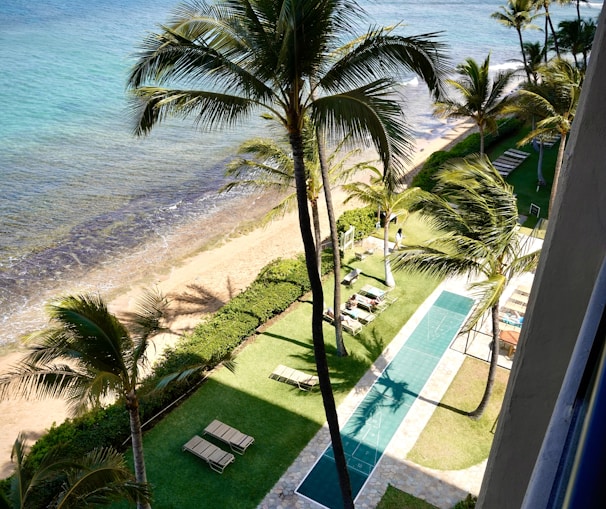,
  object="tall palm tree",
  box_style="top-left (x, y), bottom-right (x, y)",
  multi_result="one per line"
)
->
top-left (343, 166), bottom-right (420, 287)
top-left (222, 119), bottom-right (366, 357)
top-left (0, 291), bottom-right (167, 509)
top-left (434, 54), bottom-right (516, 155)
top-left (533, 0), bottom-right (561, 58)
top-left (4, 433), bottom-right (150, 509)
top-left (492, 0), bottom-right (542, 82)
top-left (393, 155), bottom-right (541, 419)
top-left (522, 41), bottom-right (546, 84)
top-left (504, 58), bottom-right (583, 212)
top-left (126, 1), bottom-right (448, 504)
